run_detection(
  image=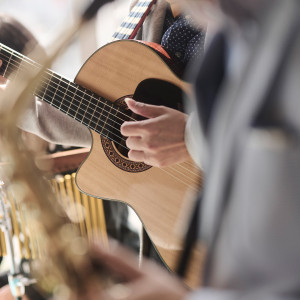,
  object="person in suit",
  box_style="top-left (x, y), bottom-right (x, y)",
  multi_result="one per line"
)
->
top-left (72, 0), bottom-right (300, 299)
